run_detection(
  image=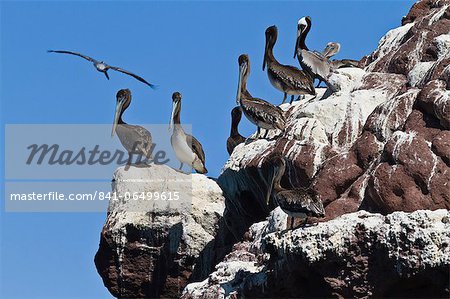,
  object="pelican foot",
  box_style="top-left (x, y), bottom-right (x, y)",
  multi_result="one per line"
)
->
top-left (281, 93), bottom-right (287, 104)
top-left (245, 137), bottom-right (257, 145)
top-left (289, 95), bottom-right (295, 105)
top-left (134, 162), bottom-right (151, 168)
top-left (172, 168), bottom-right (189, 174)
